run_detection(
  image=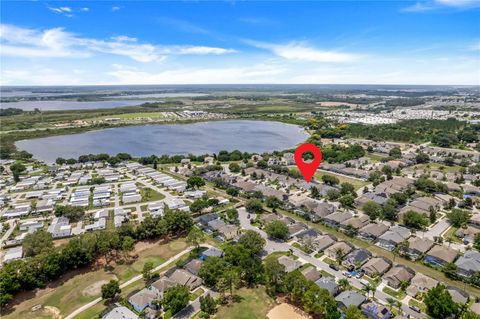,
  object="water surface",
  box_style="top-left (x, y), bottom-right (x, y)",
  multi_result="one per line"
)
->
top-left (17, 120), bottom-right (308, 163)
